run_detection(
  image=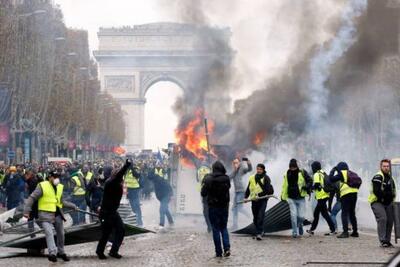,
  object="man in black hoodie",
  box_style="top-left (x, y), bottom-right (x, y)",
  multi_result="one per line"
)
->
top-left (244, 163), bottom-right (273, 240)
top-left (96, 159), bottom-right (131, 260)
top-left (201, 161), bottom-right (231, 258)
